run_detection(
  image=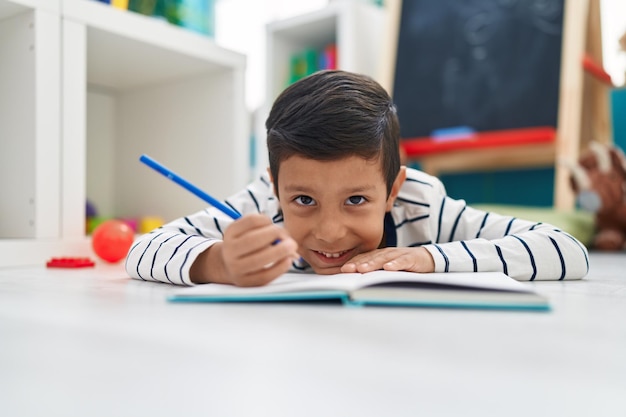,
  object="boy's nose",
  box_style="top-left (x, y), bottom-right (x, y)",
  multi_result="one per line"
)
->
top-left (312, 211), bottom-right (347, 243)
